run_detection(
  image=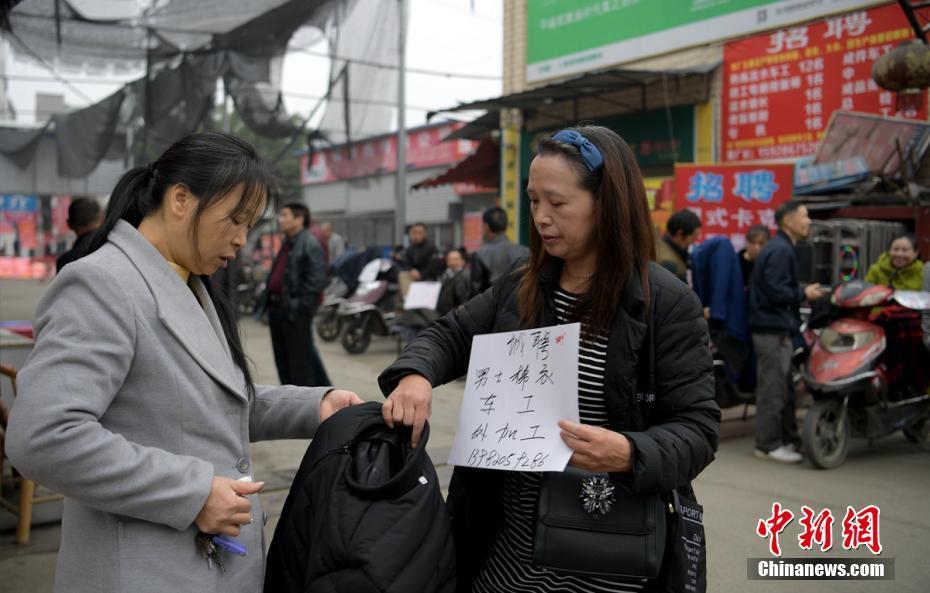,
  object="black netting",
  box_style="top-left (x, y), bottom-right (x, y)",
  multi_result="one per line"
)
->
top-left (53, 86), bottom-right (124, 177)
top-left (0, 123), bottom-right (47, 167)
top-left (9, 0), bottom-right (152, 71)
top-left (1, 0), bottom-right (376, 175)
